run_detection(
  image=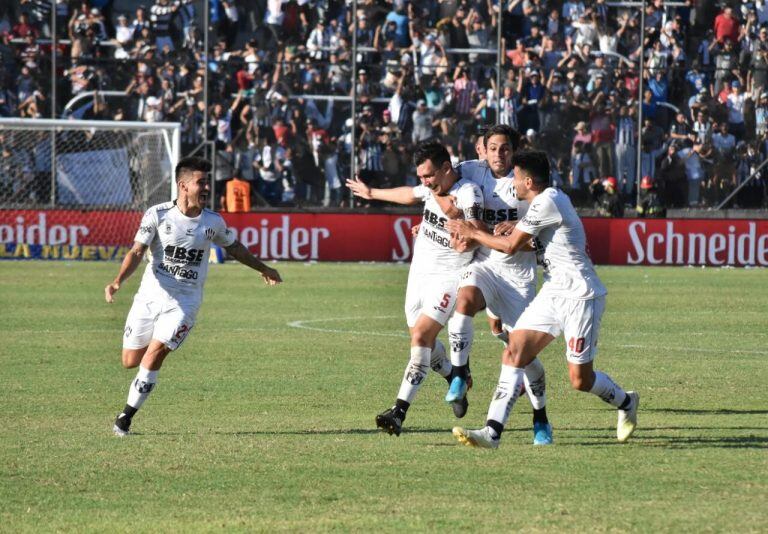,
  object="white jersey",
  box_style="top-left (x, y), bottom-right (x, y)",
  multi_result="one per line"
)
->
top-left (410, 178), bottom-right (483, 275)
top-left (134, 201), bottom-right (236, 303)
top-left (455, 160), bottom-right (537, 285)
top-left (516, 187), bottom-right (607, 299)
